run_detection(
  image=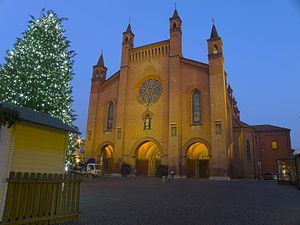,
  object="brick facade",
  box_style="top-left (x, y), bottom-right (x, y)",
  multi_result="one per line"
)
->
top-left (253, 126), bottom-right (292, 176)
top-left (85, 10), bottom-right (292, 179)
